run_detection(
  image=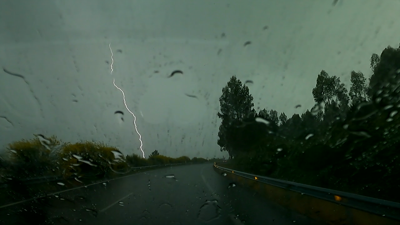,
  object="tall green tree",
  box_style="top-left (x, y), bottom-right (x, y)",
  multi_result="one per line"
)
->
top-left (218, 76), bottom-right (254, 158)
top-left (312, 70), bottom-right (349, 120)
top-left (300, 110), bottom-right (319, 134)
top-left (279, 112), bottom-right (288, 125)
top-left (312, 70), bottom-right (349, 108)
top-left (282, 114), bottom-right (303, 138)
top-left (349, 71), bottom-right (368, 106)
top-left (149, 150), bottom-right (160, 157)
top-left (256, 109), bottom-right (279, 126)
top-left (269, 110), bottom-right (279, 126)
top-left (218, 76), bottom-right (254, 123)
top-left (370, 53), bottom-right (380, 71)
top-left (368, 45), bottom-right (400, 100)
top-left (258, 109), bottom-right (269, 120)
